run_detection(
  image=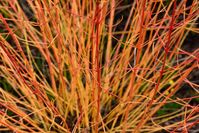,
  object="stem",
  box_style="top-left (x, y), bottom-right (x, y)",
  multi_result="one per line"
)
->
top-left (91, 1), bottom-right (101, 132)
top-left (135, 1), bottom-right (177, 132)
top-left (122, 0), bottom-right (146, 132)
